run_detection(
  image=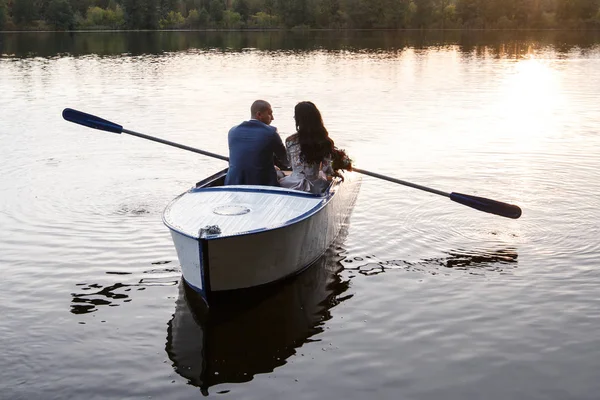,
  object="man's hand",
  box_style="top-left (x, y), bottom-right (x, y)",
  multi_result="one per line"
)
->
top-left (274, 155), bottom-right (292, 171)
